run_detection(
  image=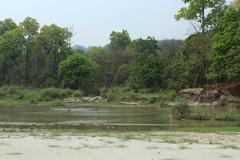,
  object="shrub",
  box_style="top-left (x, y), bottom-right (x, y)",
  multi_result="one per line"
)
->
top-left (190, 106), bottom-right (210, 120)
top-left (217, 107), bottom-right (239, 121)
top-left (58, 53), bottom-right (99, 93)
top-left (40, 88), bottom-right (72, 101)
top-left (50, 100), bottom-right (65, 107)
top-left (172, 98), bottom-right (191, 119)
top-left (30, 98), bottom-right (38, 104)
top-left (73, 90), bottom-right (83, 98)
